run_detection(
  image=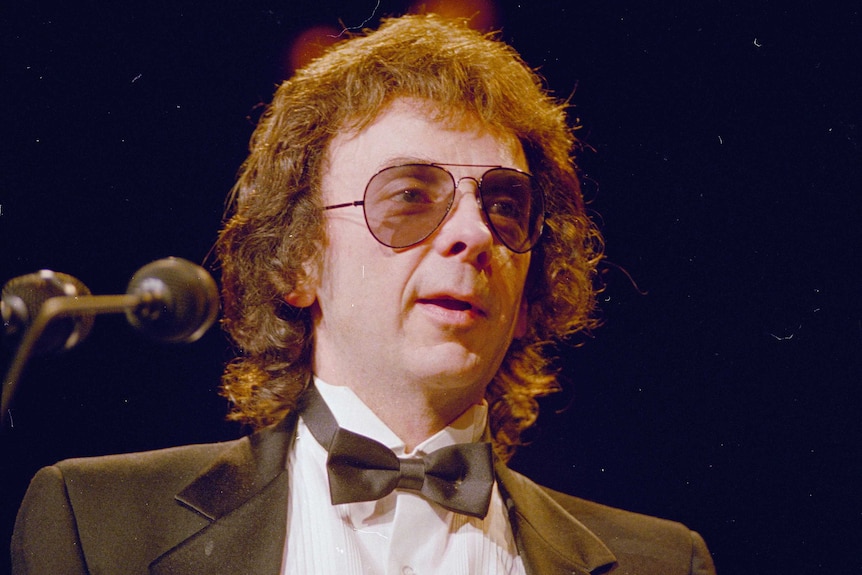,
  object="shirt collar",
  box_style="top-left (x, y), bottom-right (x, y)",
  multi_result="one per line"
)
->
top-left (313, 376), bottom-right (488, 457)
